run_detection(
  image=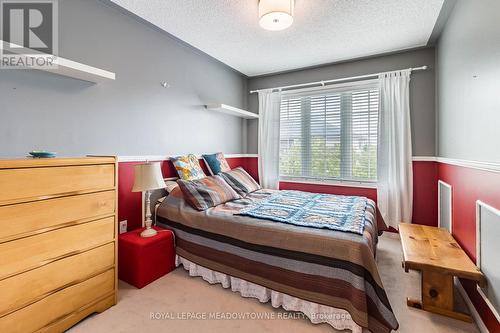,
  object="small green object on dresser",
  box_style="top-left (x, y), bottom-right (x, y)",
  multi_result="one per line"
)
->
top-left (29, 151), bottom-right (57, 158)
